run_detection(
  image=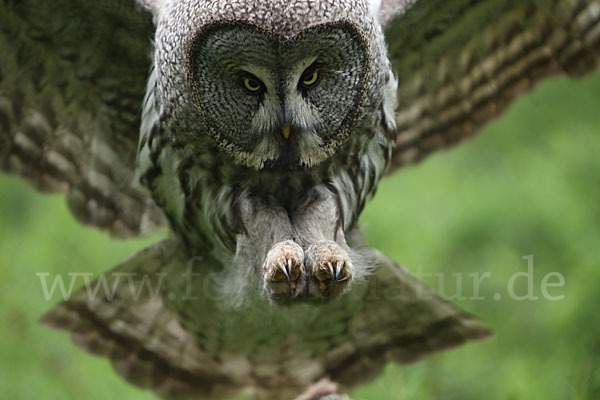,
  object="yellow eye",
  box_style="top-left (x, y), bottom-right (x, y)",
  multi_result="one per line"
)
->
top-left (301, 70), bottom-right (320, 88)
top-left (242, 76), bottom-right (263, 94)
